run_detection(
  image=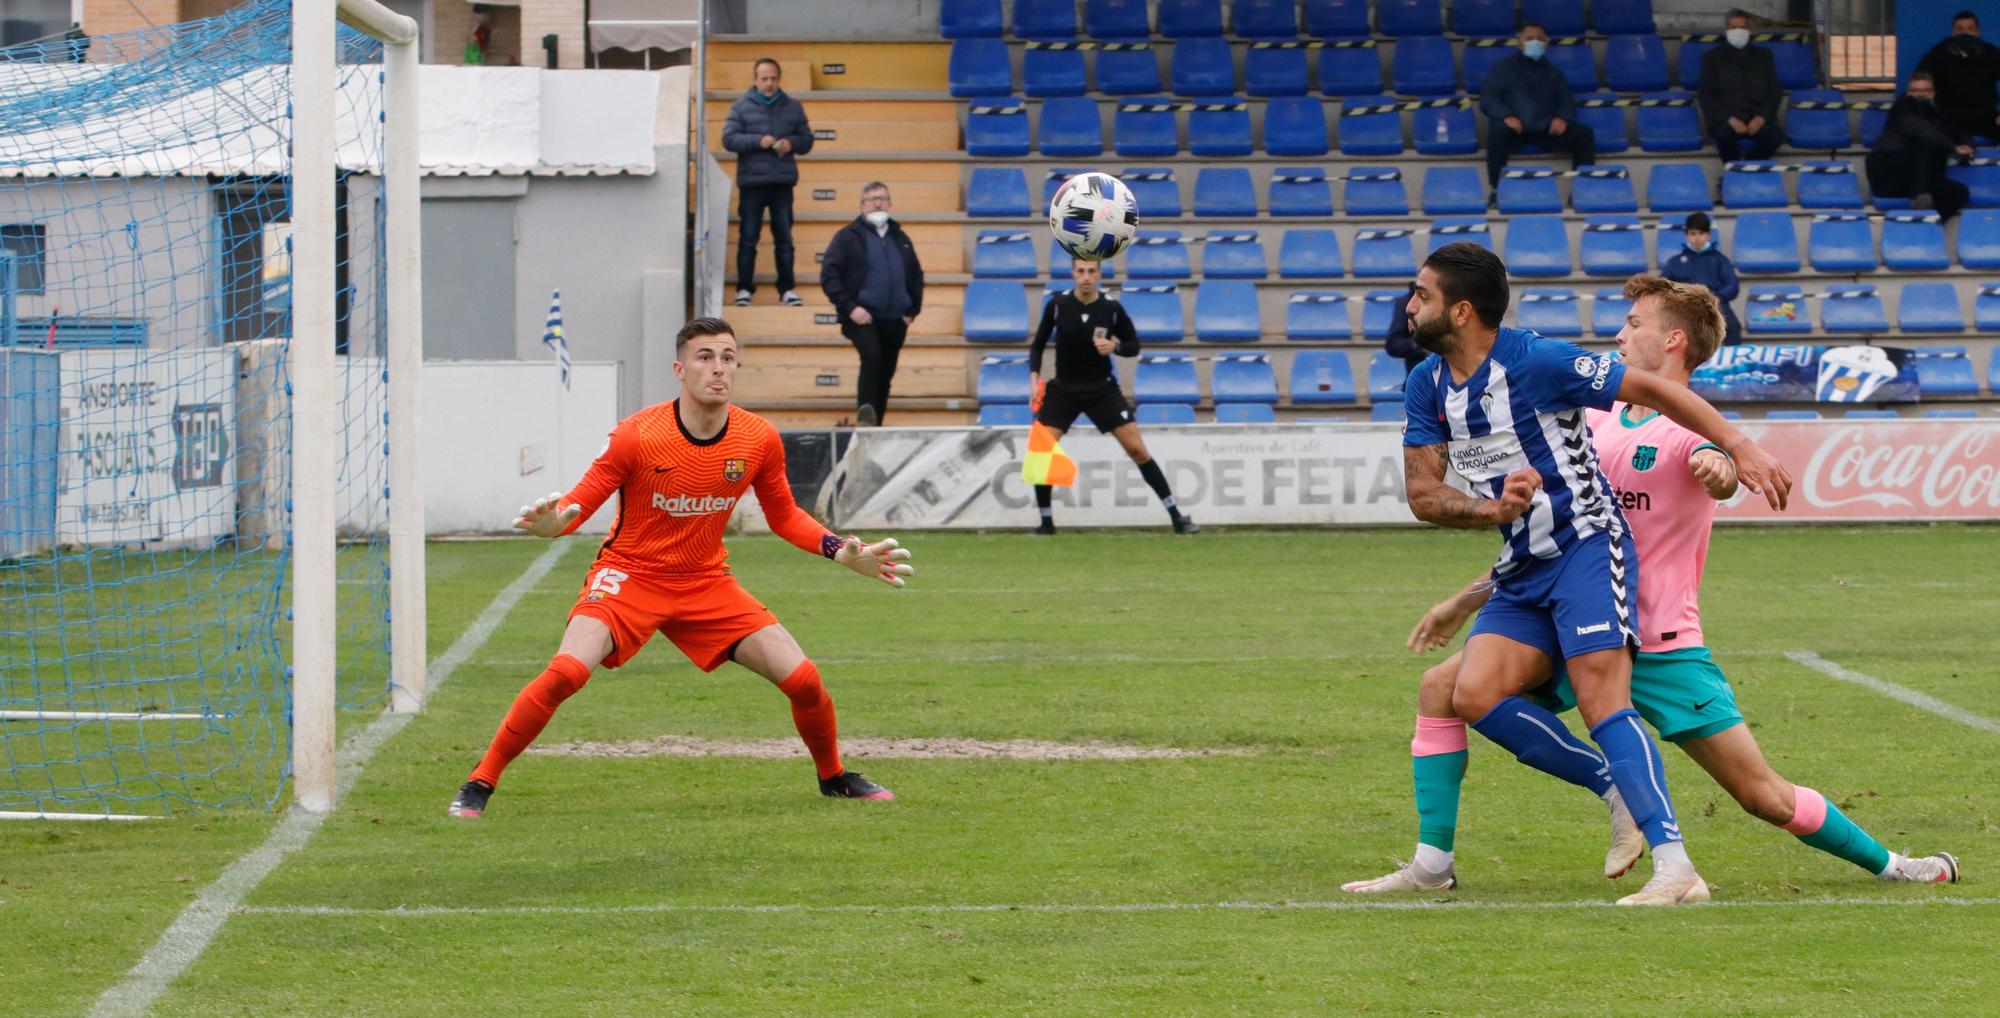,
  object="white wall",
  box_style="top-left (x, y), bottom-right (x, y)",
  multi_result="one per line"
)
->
top-left (420, 360), bottom-right (622, 533)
